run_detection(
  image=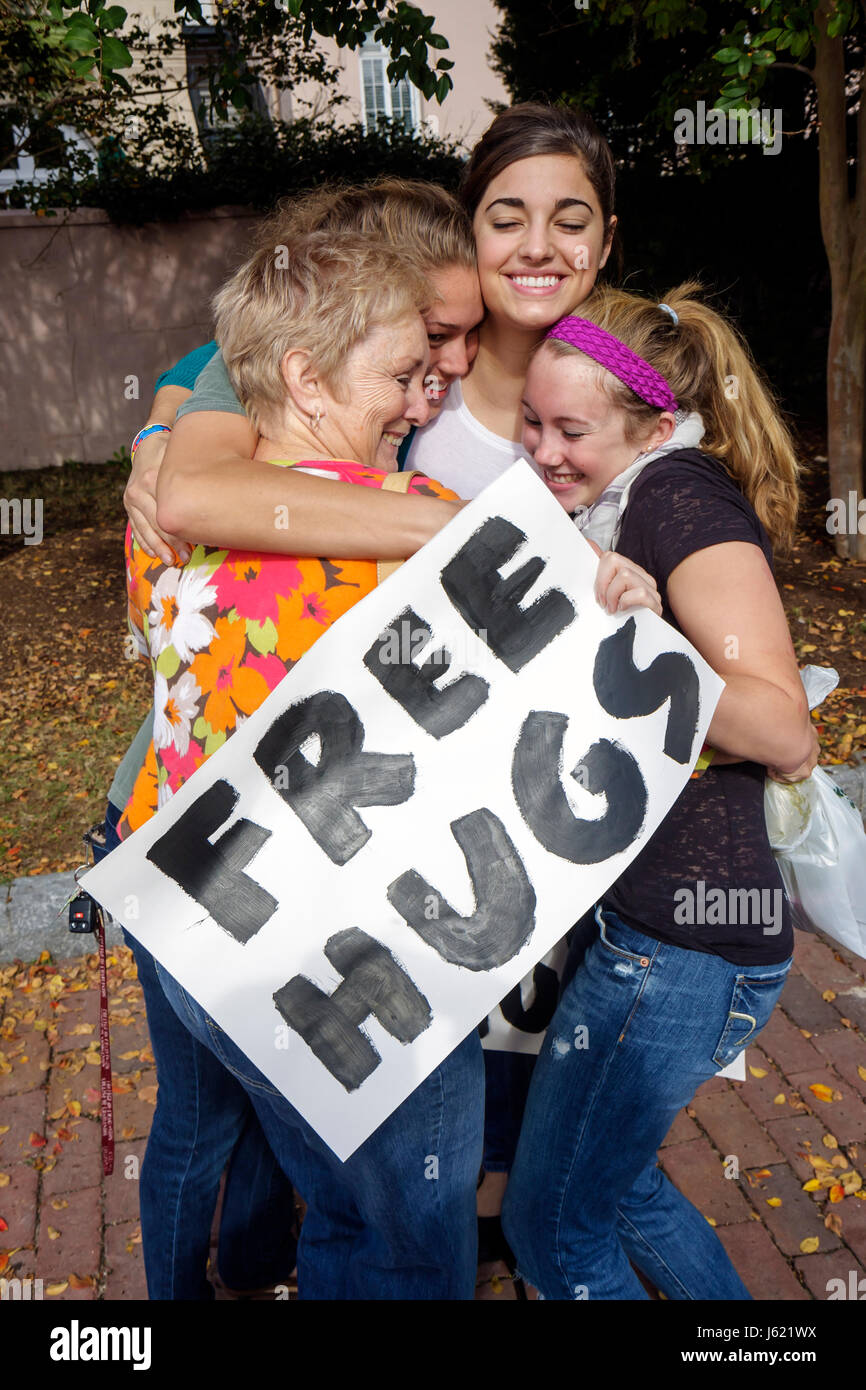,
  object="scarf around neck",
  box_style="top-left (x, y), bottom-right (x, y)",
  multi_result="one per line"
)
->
top-left (572, 411), bottom-right (705, 552)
